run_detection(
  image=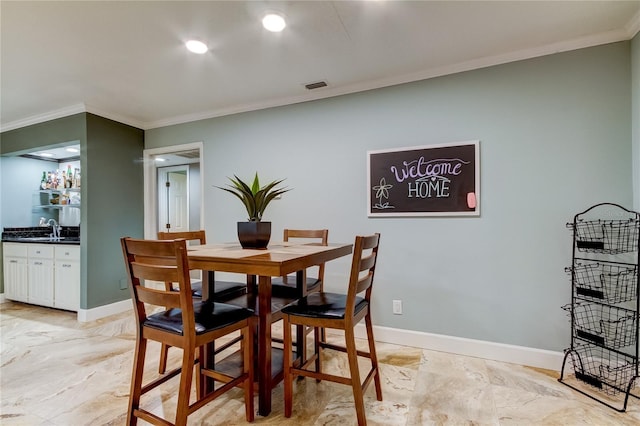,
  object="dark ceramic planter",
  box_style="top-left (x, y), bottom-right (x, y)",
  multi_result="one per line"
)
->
top-left (237, 221), bottom-right (271, 249)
